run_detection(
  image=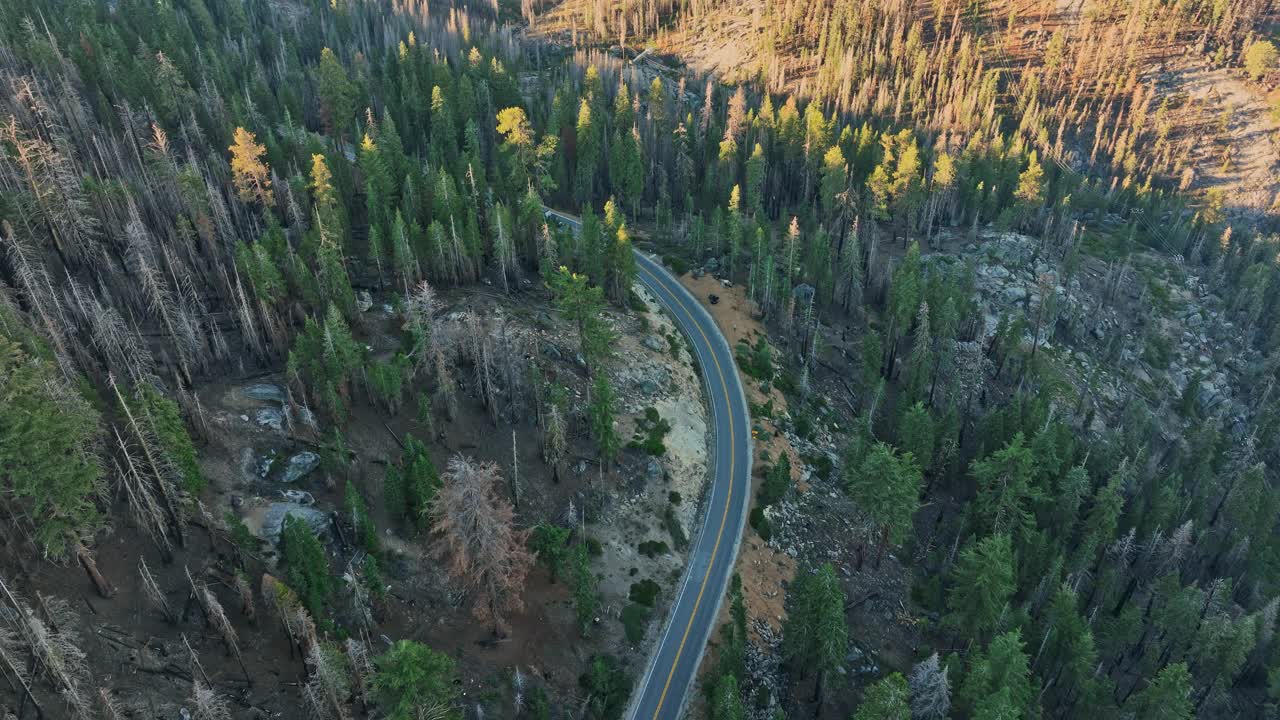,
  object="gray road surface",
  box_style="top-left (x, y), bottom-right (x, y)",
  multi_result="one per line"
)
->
top-left (543, 208), bottom-right (752, 720)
